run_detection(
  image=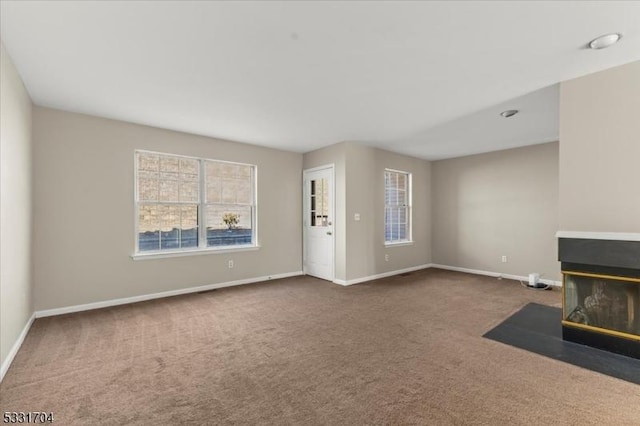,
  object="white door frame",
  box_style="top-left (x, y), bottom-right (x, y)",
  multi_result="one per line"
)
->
top-left (302, 164), bottom-right (335, 281)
